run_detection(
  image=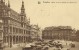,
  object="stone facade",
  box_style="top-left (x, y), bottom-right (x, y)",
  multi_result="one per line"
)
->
top-left (30, 25), bottom-right (40, 41)
top-left (76, 30), bottom-right (79, 41)
top-left (0, 0), bottom-right (40, 47)
top-left (42, 26), bottom-right (73, 41)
